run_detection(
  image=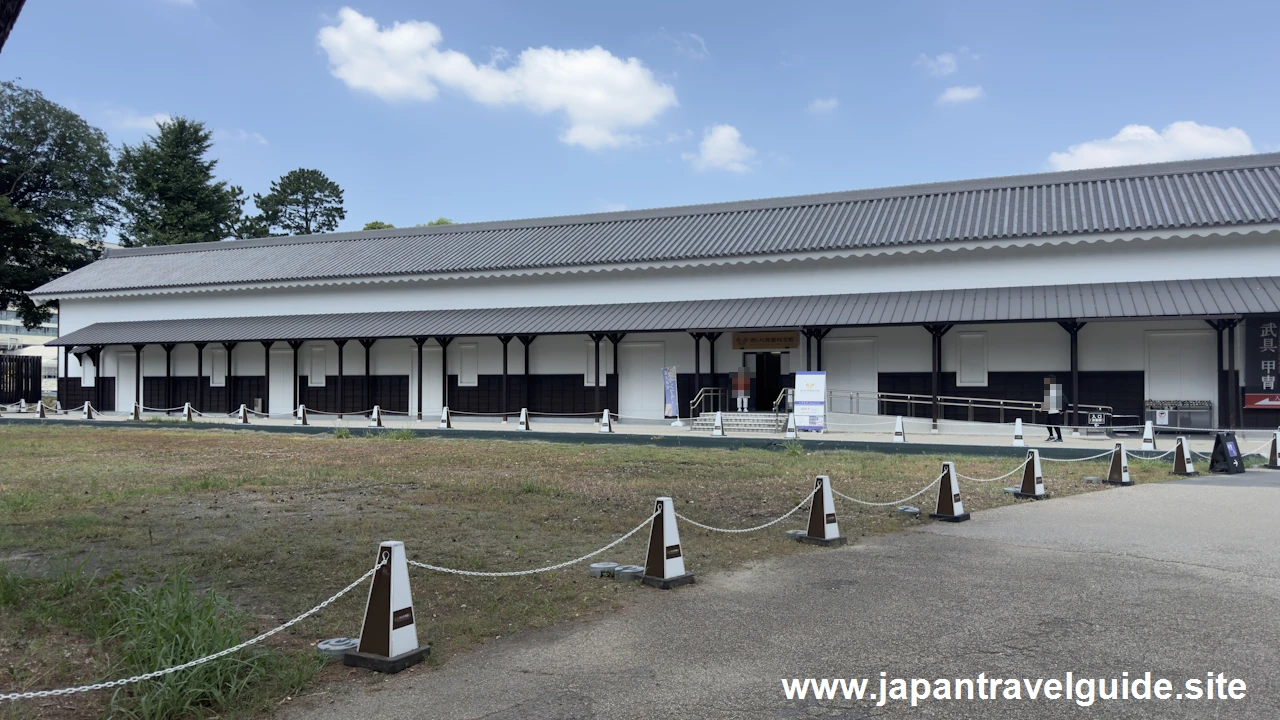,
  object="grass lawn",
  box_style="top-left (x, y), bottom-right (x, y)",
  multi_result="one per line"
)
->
top-left (0, 424), bottom-right (1184, 719)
